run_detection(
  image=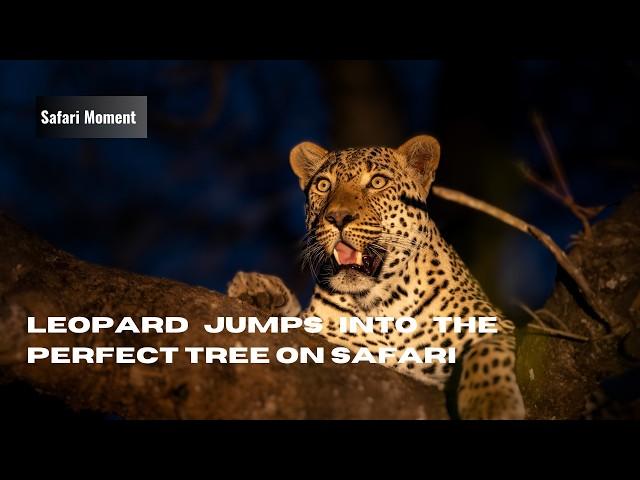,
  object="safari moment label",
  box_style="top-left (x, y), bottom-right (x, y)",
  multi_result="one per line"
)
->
top-left (36, 96), bottom-right (147, 138)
